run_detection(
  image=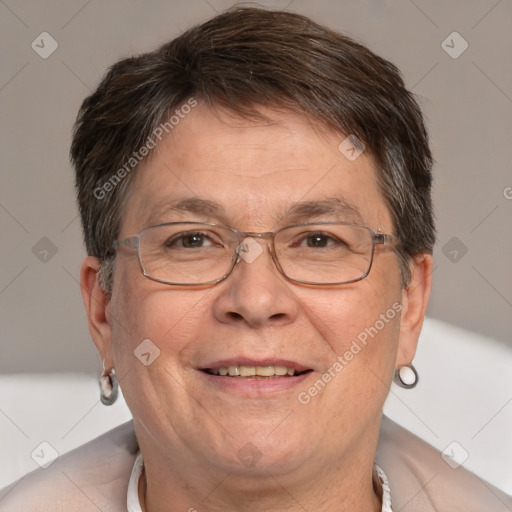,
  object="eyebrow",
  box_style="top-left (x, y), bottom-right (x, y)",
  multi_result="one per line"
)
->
top-left (144, 196), bottom-right (363, 227)
top-left (284, 198), bottom-right (363, 224)
top-left (144, 197), bottom-right (227, 227)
